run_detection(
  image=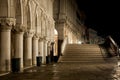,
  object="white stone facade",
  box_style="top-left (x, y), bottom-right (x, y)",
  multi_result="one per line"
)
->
top-left (54, 0), bottom-right (86, 43)
top-left (0, 0), bottom-right (55, 72)
top-left (53, 0), bottom-right (87, 56)
top-left (0, 0), bottom-right (87, 72)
